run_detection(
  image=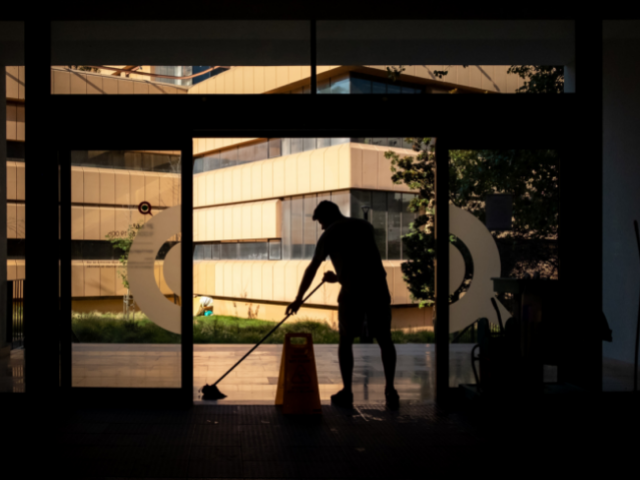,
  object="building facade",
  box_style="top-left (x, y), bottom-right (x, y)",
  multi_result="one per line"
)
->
top-left (6, 63), bottom-right (526, 330)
